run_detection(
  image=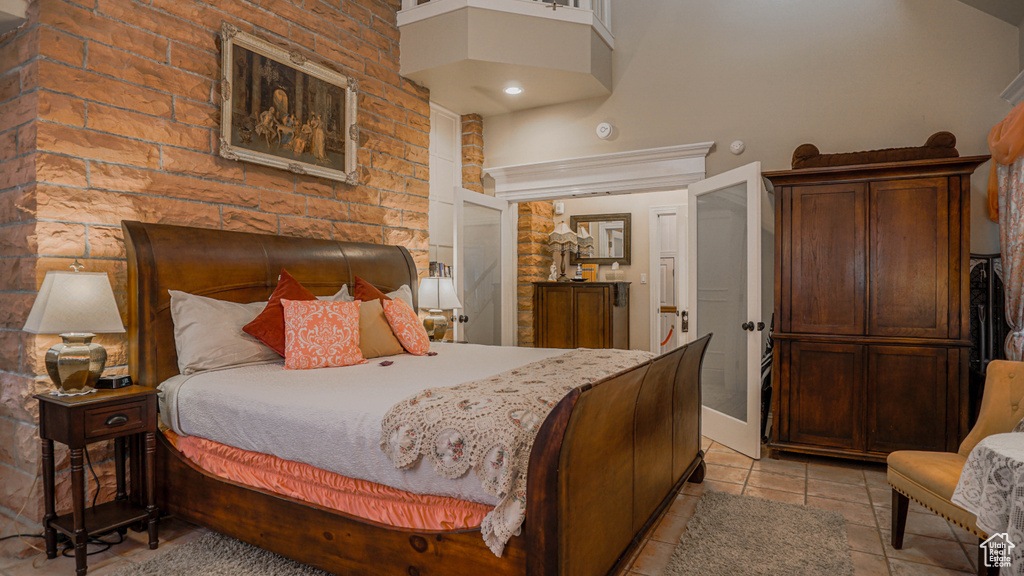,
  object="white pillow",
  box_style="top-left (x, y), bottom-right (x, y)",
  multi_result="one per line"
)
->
top-left (168, 290), bottom-right (279, 374)
top-left (332, 284), bottom-right (413, 308)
